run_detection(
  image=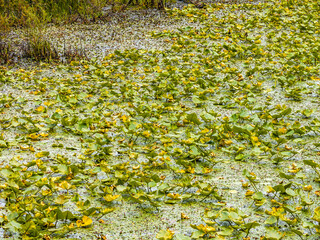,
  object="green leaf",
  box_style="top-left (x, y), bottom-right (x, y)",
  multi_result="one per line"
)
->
top-left (253, 192), bottom-right (264, 200)
top-left (303, 160), bottom-right (318, 168)
top-left (285, 188), bottom-right (296, 196)
top-left (279, 172), bottom-right (295, 180)
top-left (186, 113), bottom-right (201, 125)
top-left (7, 212), bottom-right (18, 221)
top-left (243, 221), bottom-right (260, 229)
top-left (192, 96), bottom-right (202, 104)
top-left (190, 145), bottom-right (200, 156)
top-left (191, 230), bottom-right (205, 239)
top-left (0, 140), bottom-right (7, 148)
top-left (265, 216), bottom-right (277, 225)
top-left (175, 233), bottom-right (191, 240)
top-left (157, 229), bottom-right (174, 240)
top-left (265, 229), bottom-right (284, 240)
top-left (7, 220), bottom-right (22, 231)
top-left (218, 226), bottom-right (233, 236)
top-left (312, 207), bottom-right (320, 222)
